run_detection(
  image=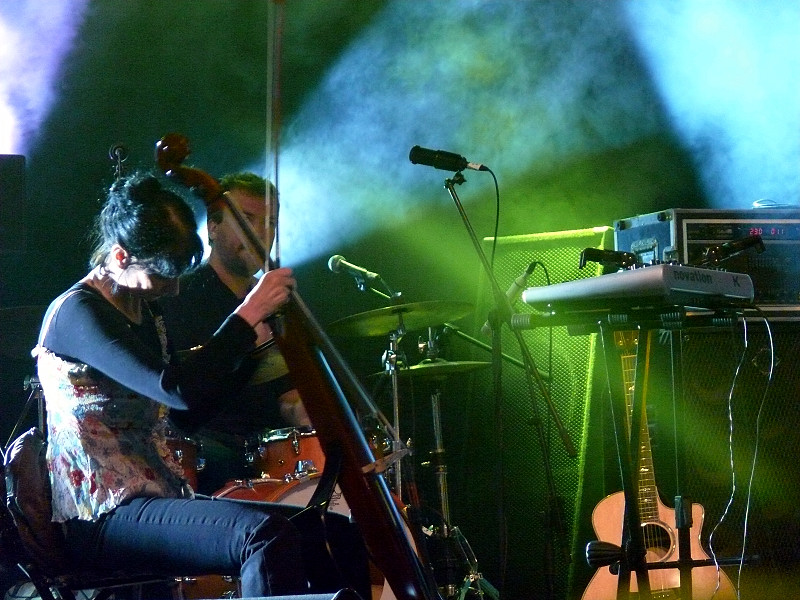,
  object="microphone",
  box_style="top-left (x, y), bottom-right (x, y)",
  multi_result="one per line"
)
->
top-left (579, 248), bottom-right (638, 269)
top-left (481, 261), bottom-right (537, 336)
top-left (409, 145), bottom-right (488, 172)
top-left (699, 234), bottom-right (765, 266)
top-left (328, 254), bottom-right (380, 282)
